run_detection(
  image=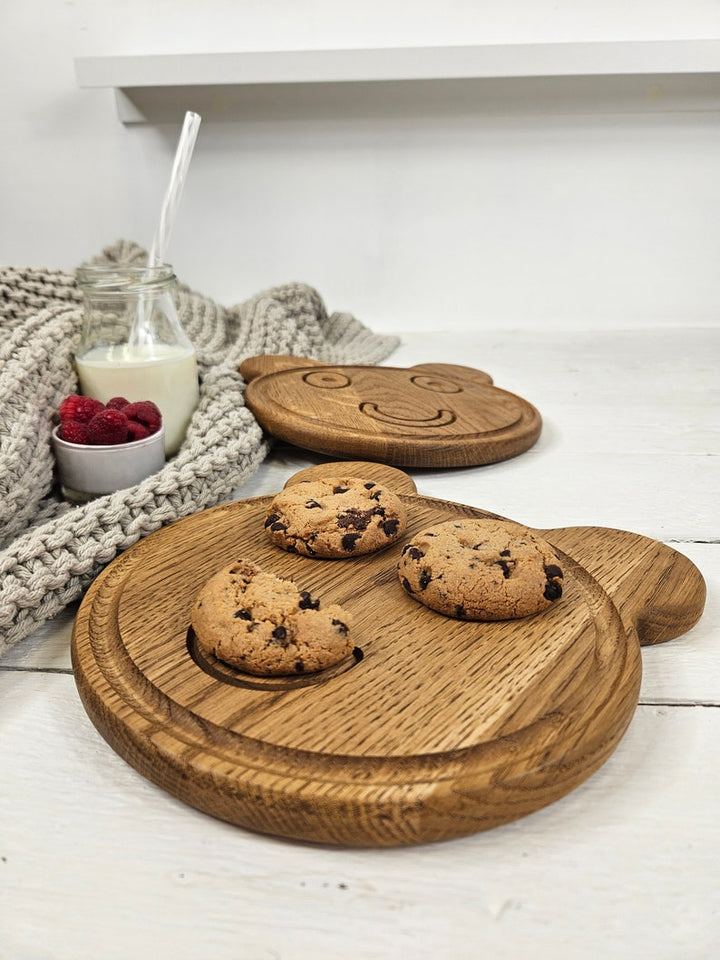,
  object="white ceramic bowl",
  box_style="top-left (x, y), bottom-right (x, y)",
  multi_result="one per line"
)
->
top-left (52, 424), bottom-right (165, 501)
